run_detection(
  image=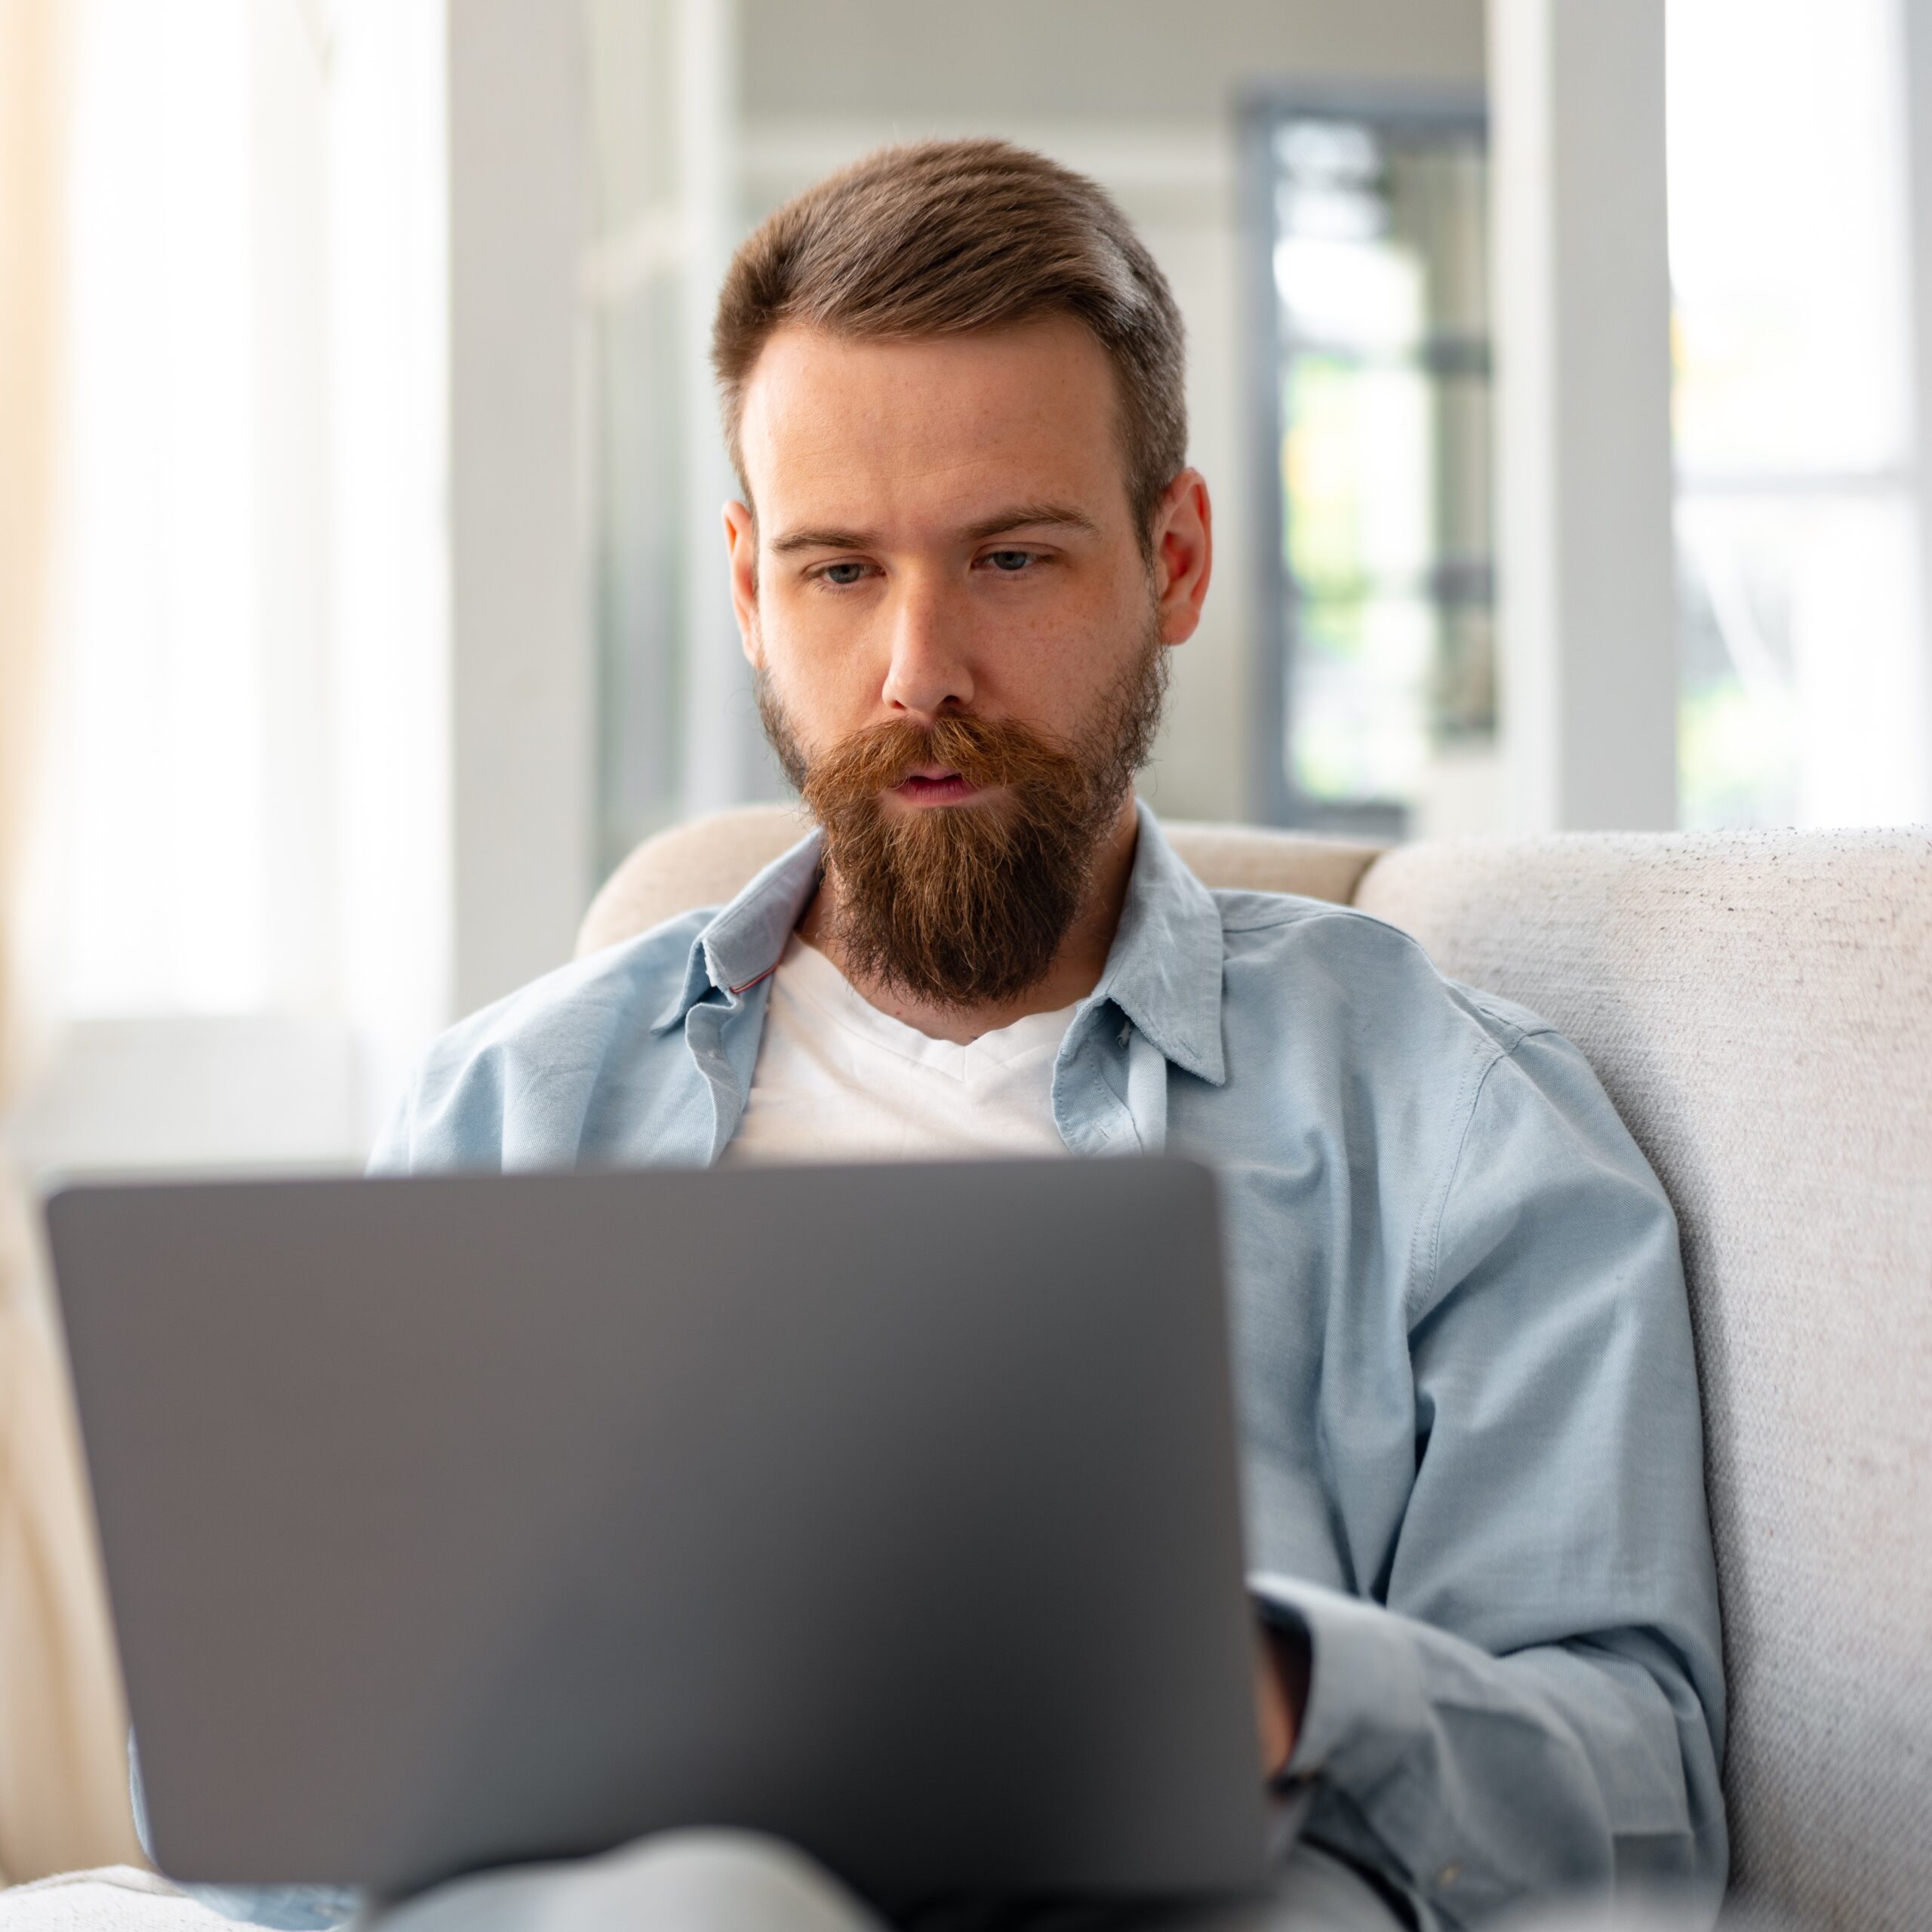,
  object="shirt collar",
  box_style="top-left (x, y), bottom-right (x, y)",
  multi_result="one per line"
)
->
top-left (650, 798), bottom-right (1228, 1085)
top-left (651, 827), bottom-right (826, 1032)
top-left (1091, 801), bottom-right (1227, 1086)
